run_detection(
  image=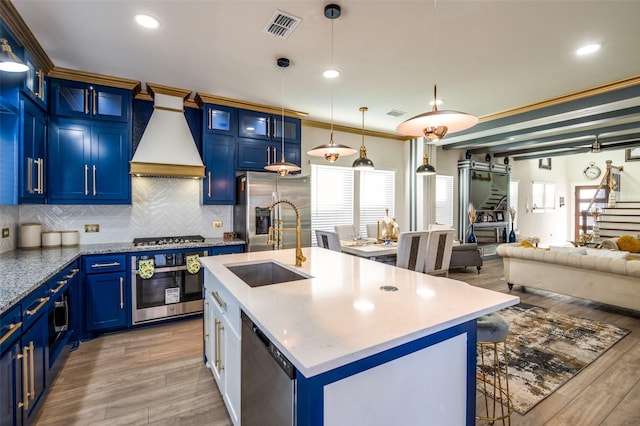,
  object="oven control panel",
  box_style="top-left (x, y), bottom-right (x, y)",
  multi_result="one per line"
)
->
top-left (133, 251), bottom-right (206, 270)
